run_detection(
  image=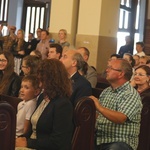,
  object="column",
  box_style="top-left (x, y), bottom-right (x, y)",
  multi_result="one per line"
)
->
top-left (76, 0), bottom-right (120, 73)
top-left (49, 0), bottom-right (79, 46)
